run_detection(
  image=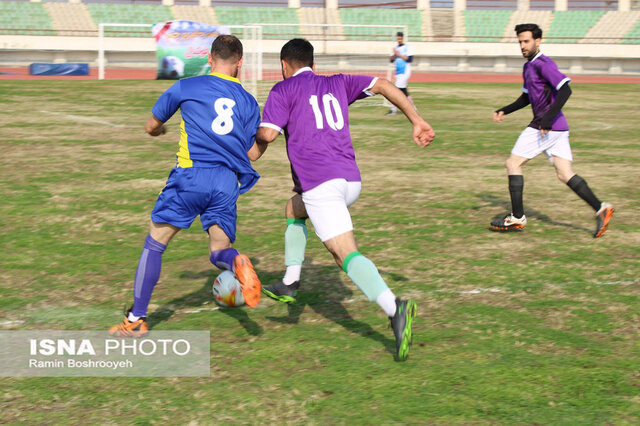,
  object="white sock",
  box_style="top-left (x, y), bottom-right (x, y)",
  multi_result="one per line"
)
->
top-left (283, 265), bottom-right (302, 285)
top-left (376, 289), bottom-right (397, 317)
top-left (128, 312), bottom-right (140, 322)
